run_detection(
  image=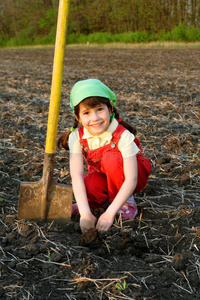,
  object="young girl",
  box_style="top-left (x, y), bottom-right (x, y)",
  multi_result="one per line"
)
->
top-left (58, 79), bottom-right (151, 233)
